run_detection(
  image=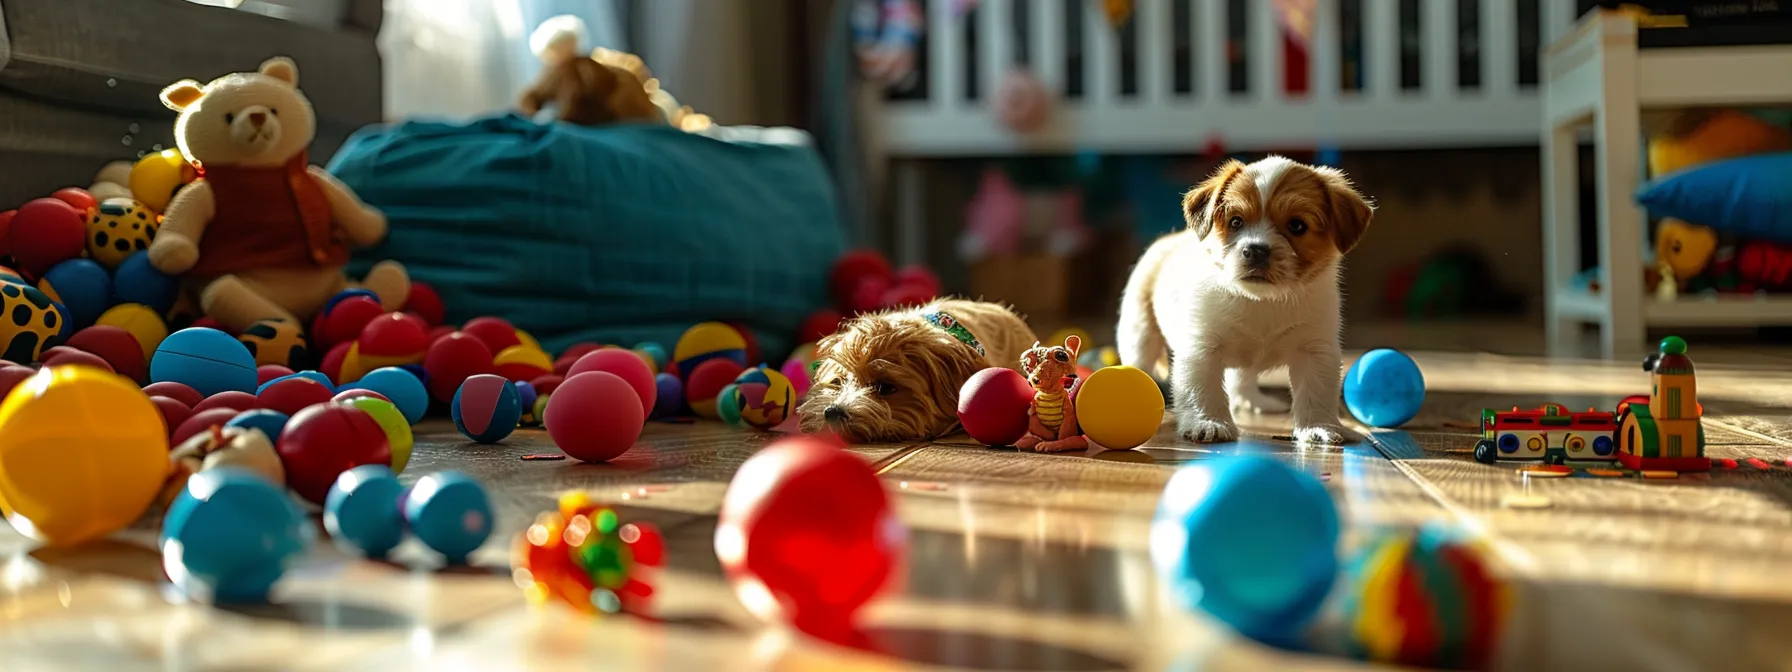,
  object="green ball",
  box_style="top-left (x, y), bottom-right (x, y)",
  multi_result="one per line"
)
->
top-left (716, 383), bottom-right (744, 427)
top-left (1660, 336), bottom-right (1687, 355)
top-left (344, 397), bottom-right (414, 473)
top-left (533, 393), bottom-right (550, 426)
